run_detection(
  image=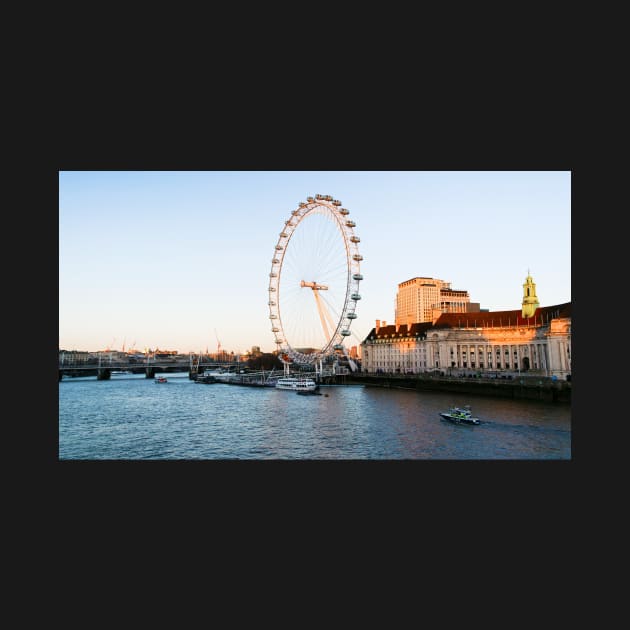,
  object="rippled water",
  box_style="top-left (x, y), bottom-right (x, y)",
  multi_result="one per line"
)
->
top-left (58, 373), bottom-right (571, 460)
